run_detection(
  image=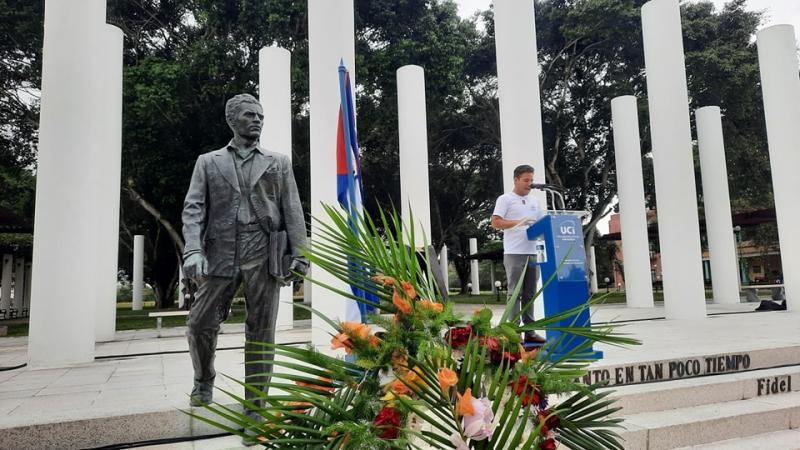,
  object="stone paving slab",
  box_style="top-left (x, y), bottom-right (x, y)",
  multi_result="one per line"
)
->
top-left (0, 302), bottom-right (793, 449)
